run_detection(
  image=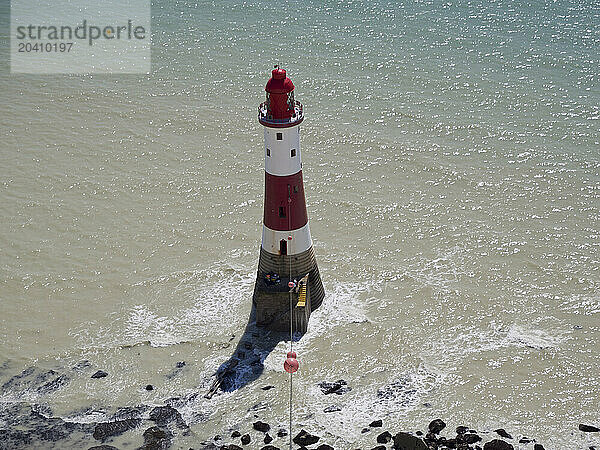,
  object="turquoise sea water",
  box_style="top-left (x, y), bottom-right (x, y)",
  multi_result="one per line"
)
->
top-left (1, 0), bottom-right (599, 448)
